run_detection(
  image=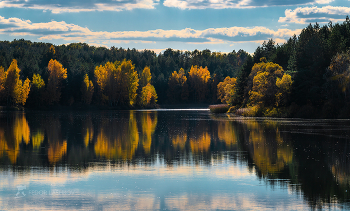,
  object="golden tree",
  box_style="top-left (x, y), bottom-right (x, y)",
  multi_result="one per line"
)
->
top-left (31, 73), bottom-right (45, 105)
top-left (5, 59), bottom-right (21, 104)
top-left (167, 68), bottom-right (188, 103)
top-left (94, 60), bottom-right (139, 106)
top-left (0, 67), bottom-right (5, 98)
top-left (217, 76), bottom-right (237, 104)
top-left (140, 66), bottom-right (152, 88)
top-left (117, 59), bottom-right (139, 106)
top-left (46, 59), bottom-right (67, 104)
top-left (248, 61), bottom-right (286, 107)
top-left (13, 78), bottom-right (31, 106)
top-left (140, 83), bottom-right (158, 107)
top-left (81, 74), bottom-right (94, 105)
top-left (188, 65), bottom-right (211, 102)
top-left (275, 74), bottom-right (293, 107)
